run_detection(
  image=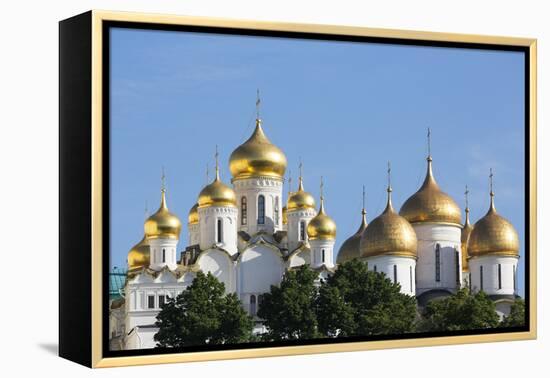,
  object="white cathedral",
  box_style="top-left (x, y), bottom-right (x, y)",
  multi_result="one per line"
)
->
top-left (109, 104), bottom-right (521, 351)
